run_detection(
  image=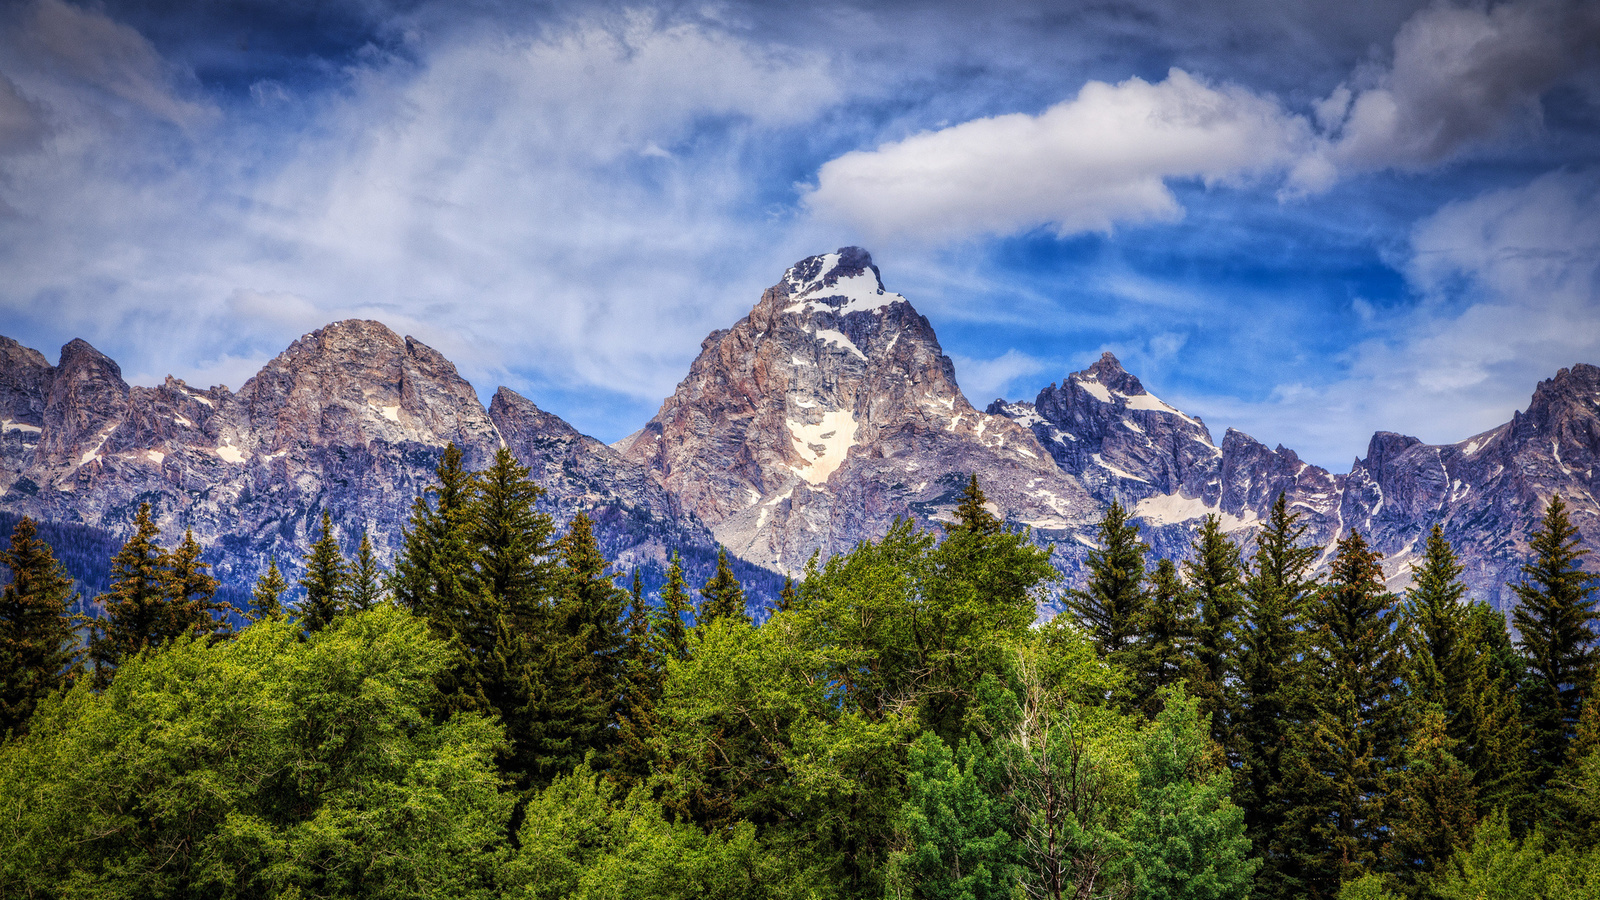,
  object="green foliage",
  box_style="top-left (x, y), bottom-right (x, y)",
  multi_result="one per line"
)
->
top-left (1430, 811), bottom-right (1600, 900)
top-left (951, 474), bottom-right (1002, 536)
top-left (1236, 493), bottom-right (1319, 900)
top-left (1384, 705), bottom-right (1477, 890)
top-left (1183, 515), bottom-right (1245, 749)
top-left (510, 763), bottom-right (798, 900)
top-left (654, 552), bottom-right (692, 661)
top-left (250, 558), bottom-right (286, 620)
top-left (1511, 495), bottom-right (1600, 791)
top-left (1124, 557), bottom-right (1191, 717)
top-left (392, 442), bottom-right (479, 634)
top-left (1123, 689), bottom-right (1258, 900)
top-left (298, 510), bottom-right (349, 633)
top-left (1066, 500), bottom-right (1147, 663)
top-left (698, 547), bottom-right (749, 627)
top-left (0, 607), bottom-right (510, 899)
top-left (0, 516), bottom-right (79, 739)
top-left (345, 529), bottom-right (388, 612)
top-left (887, 730), bottom-right (1017, 900)
top-left (87, 503), bottom-right (232, 688)
top-left (1403, 525), bottom-right (1470, 712)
